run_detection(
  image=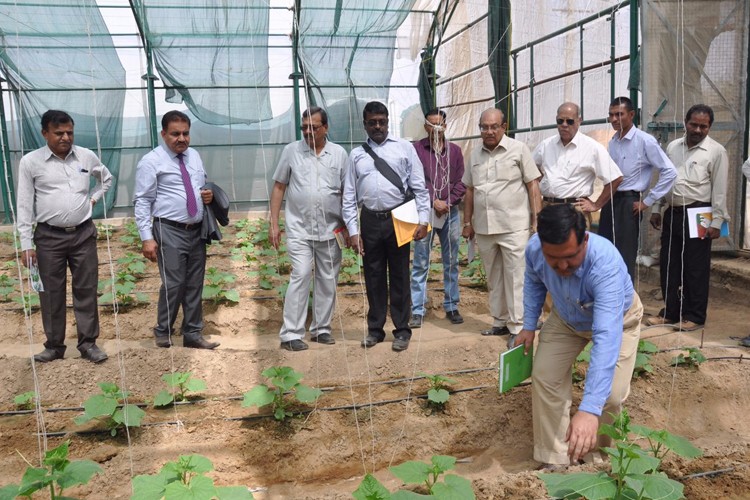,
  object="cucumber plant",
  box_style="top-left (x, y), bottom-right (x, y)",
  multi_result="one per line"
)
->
top-left (74, 382), bottom-right (145, 436)
top-left (0, 274), bottom-right (17, 301)
top-left (671, 347), bottom-right (707, 369)
top-left (242, 366), bottom-right (322, 421)
top-left (154, 372), bottom-right (207, 407)
top-left (202, 267), bottom-right (240, 304)
top-left (13, 391), bottom-right (36, 410)
top-left (353, 455), bottom-right (475, 499)
top-left (420, 373), bottom-right (456, 410)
